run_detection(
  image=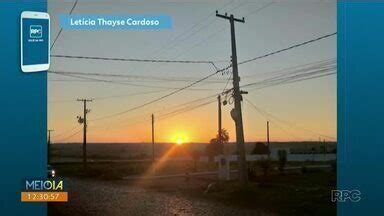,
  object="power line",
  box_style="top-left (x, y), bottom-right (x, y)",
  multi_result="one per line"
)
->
top-left (50, 0), bottom-right (79, 51)
top-left (49, 71), bottom-right (224, 91)
top-left (148, 1), bottom-right (237, 58)
top-left (242, 62), bottom-right (336, 86)
top-left (274, 72), bottom-right (335, 86)
top-left (222, 74), bottom-right (233, 93)
top-left (113, 1), bottom-right (243, 83)
top-left (242, 67), bottom-right (336, 90)
top-left (97, 95), bottom-right (217, 131)
top-left (50, 54), bottom-right (221, 65)
top-left (245, 2), bottom-right (275, 17)
top-left (158, 94), bottom-right (217, 112)
top-left (49, 78), bottom-right (228, 84)
top-left (51, 33), bottom-right (336, 124)
top-left (159, 99), bottom-right (216, 121)
top-left (96, 94), bottom-right (219, 136)
top-left (245, 99), bottom-right (336, 140)
top-left (50, 33), bottom-right (335, 84)
top-left (73, 62), bottom-right (334, 139)
top-left (52, 125), bottom-right (79, 138)
top-left (143, 0), bottom-right (235, 59)
top-left (55, 58), bottom-right (335, 135)
top-left (160, 1), bottom-right (248, 59)
top-left (49, 33), bottom-right (335, 89)
top-left (242, 58), bottom-right (335, 79)
top-left (89, 67), bottom-right (228, 121)
top-left (82, 32), bottom-right (335, 121)
top-left (244, 100), bottom-right (302, 141)
top-left (91, 97), bottom-right (214, 138)
top-left (90, 94), bottom-right (219, 133)
top-left (55, 128), bottom-right (82, 143)
top-left (105, 1), bottom-right (235, 80)
top-left (172, 2), bottom-right (274, 60)
top-left (244, 100), bottom-right (301, 140)
top-left (103, 95), bottom-right (216, 126)
top-left (92, 90), bottom-right (166, 101)
top-left (48, 70), bottom-right (229, 81)
top-left (238, 33), bottom-right (337, 65)
top-left (48, 90), bottom-right (169, 103)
